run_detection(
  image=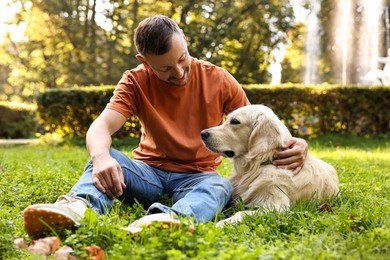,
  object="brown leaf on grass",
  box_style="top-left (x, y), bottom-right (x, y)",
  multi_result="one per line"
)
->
top-left (14, 236), bottom-right (60, 258)
top-left (319, 203), bottom-right (333, 212)
top-left (14, 238), bottom-right (28, 249)
top-left (15, 236), bottom-right (105, 260)
top-left (348, 212), bottom-right (367, 232)
top-left (53, 245), bottom-right (77, 260)
top-left (86, 245), bottom-right (106, 260)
